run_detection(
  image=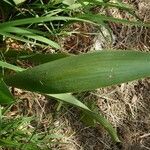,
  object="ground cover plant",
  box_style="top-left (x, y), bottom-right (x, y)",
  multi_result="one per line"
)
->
top-left (0, 0), bottom-right (150, 149)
